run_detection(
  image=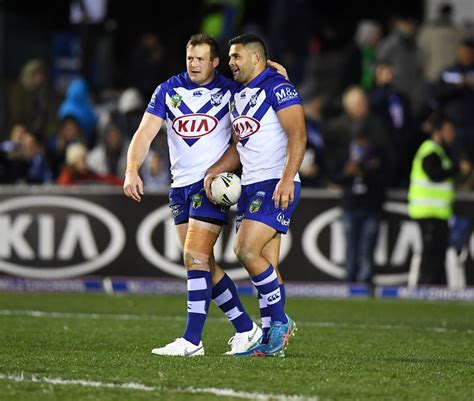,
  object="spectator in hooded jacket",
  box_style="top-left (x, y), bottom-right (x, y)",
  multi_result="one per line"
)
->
top-left (8, 59), bottom-right (61, 138)
top-left (58, 77), bottom-right (98, 148)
